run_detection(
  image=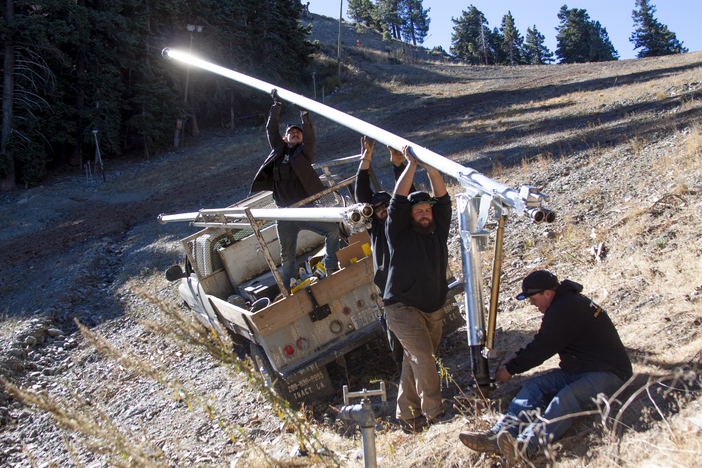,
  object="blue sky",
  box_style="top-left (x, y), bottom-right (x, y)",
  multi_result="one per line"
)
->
top-left (305, 1), bottom-right (701, 60)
